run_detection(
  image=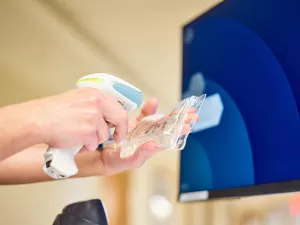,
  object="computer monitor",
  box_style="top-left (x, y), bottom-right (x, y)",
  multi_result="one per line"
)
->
top-left (179, 0), bottom-right (300, 202)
